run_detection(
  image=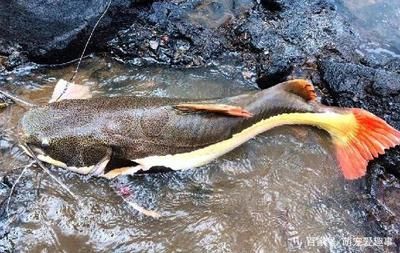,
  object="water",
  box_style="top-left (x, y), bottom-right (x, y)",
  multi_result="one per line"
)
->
top-left (0, 56), bottom-right (380, 252)
top-left (188, 0), bottom-right (254, 28)
top-left (337, 0), bottom-right (400, 60)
